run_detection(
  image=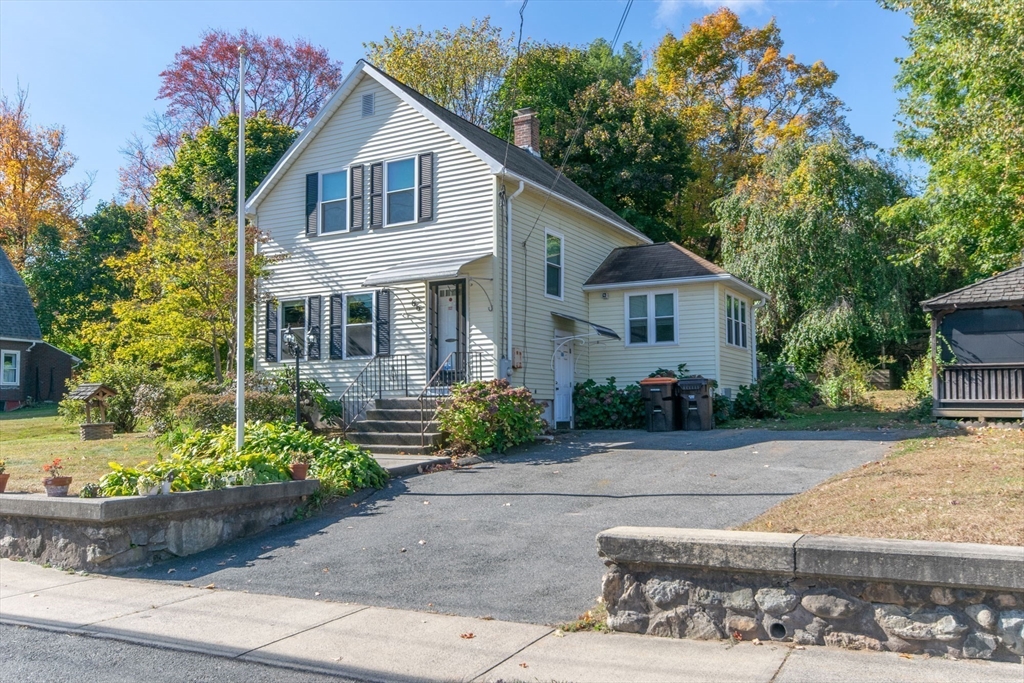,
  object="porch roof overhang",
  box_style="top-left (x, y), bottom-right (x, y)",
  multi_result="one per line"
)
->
top-left (362, 252), bottom-right (492, 287)
top-left (552, 312), bottom-right (620, 340)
